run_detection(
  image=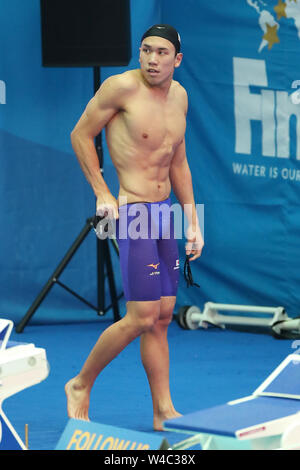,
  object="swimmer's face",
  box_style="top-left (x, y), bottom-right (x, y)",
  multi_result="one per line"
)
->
top-left (139, 36), bottom-right (183, 87)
